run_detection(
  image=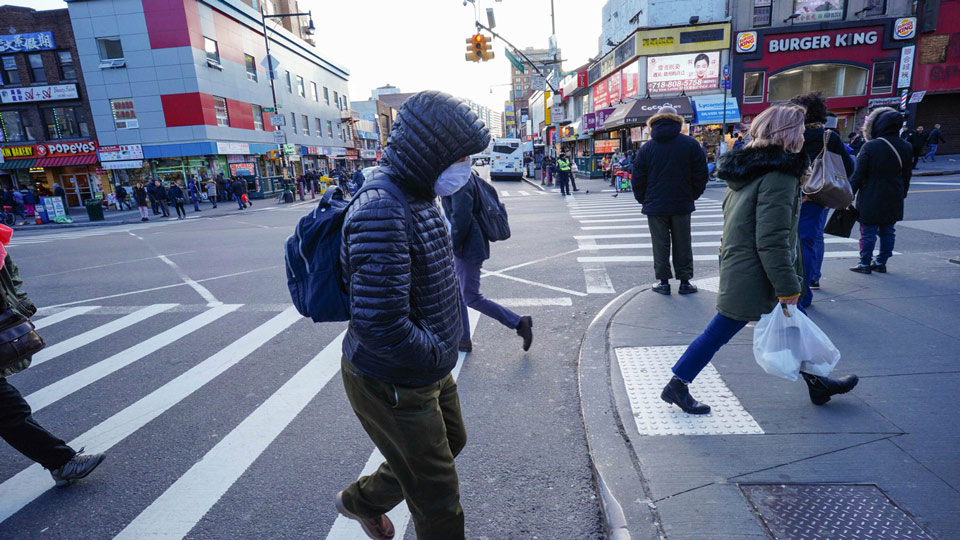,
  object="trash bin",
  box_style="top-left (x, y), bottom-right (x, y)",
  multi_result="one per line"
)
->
top-left (282, 190), bottom-right (294, 203)
top-left (85, 198), bottom-right (105, 221)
